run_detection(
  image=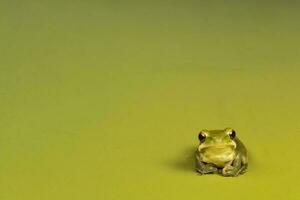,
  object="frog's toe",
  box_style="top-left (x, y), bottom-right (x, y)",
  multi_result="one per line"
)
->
top-left (196, 167), bottom-right (217, 174)
top-left (221, 166), bottom-right (238, 177)
top-left (222, 167), bottom-right (247, 177)
top-left (222, 171), bottom-right (237, 177)
top-left (196, 169), bottom-right (204, 175)
top-left (206, 165), bottom-right (218, 173)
